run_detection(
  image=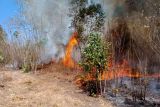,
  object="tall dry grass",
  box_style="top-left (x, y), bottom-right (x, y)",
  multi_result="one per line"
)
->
top-left (2, 18), bottom-right (43, 72)
top-left (107, 14), bottom-right (160, 73)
